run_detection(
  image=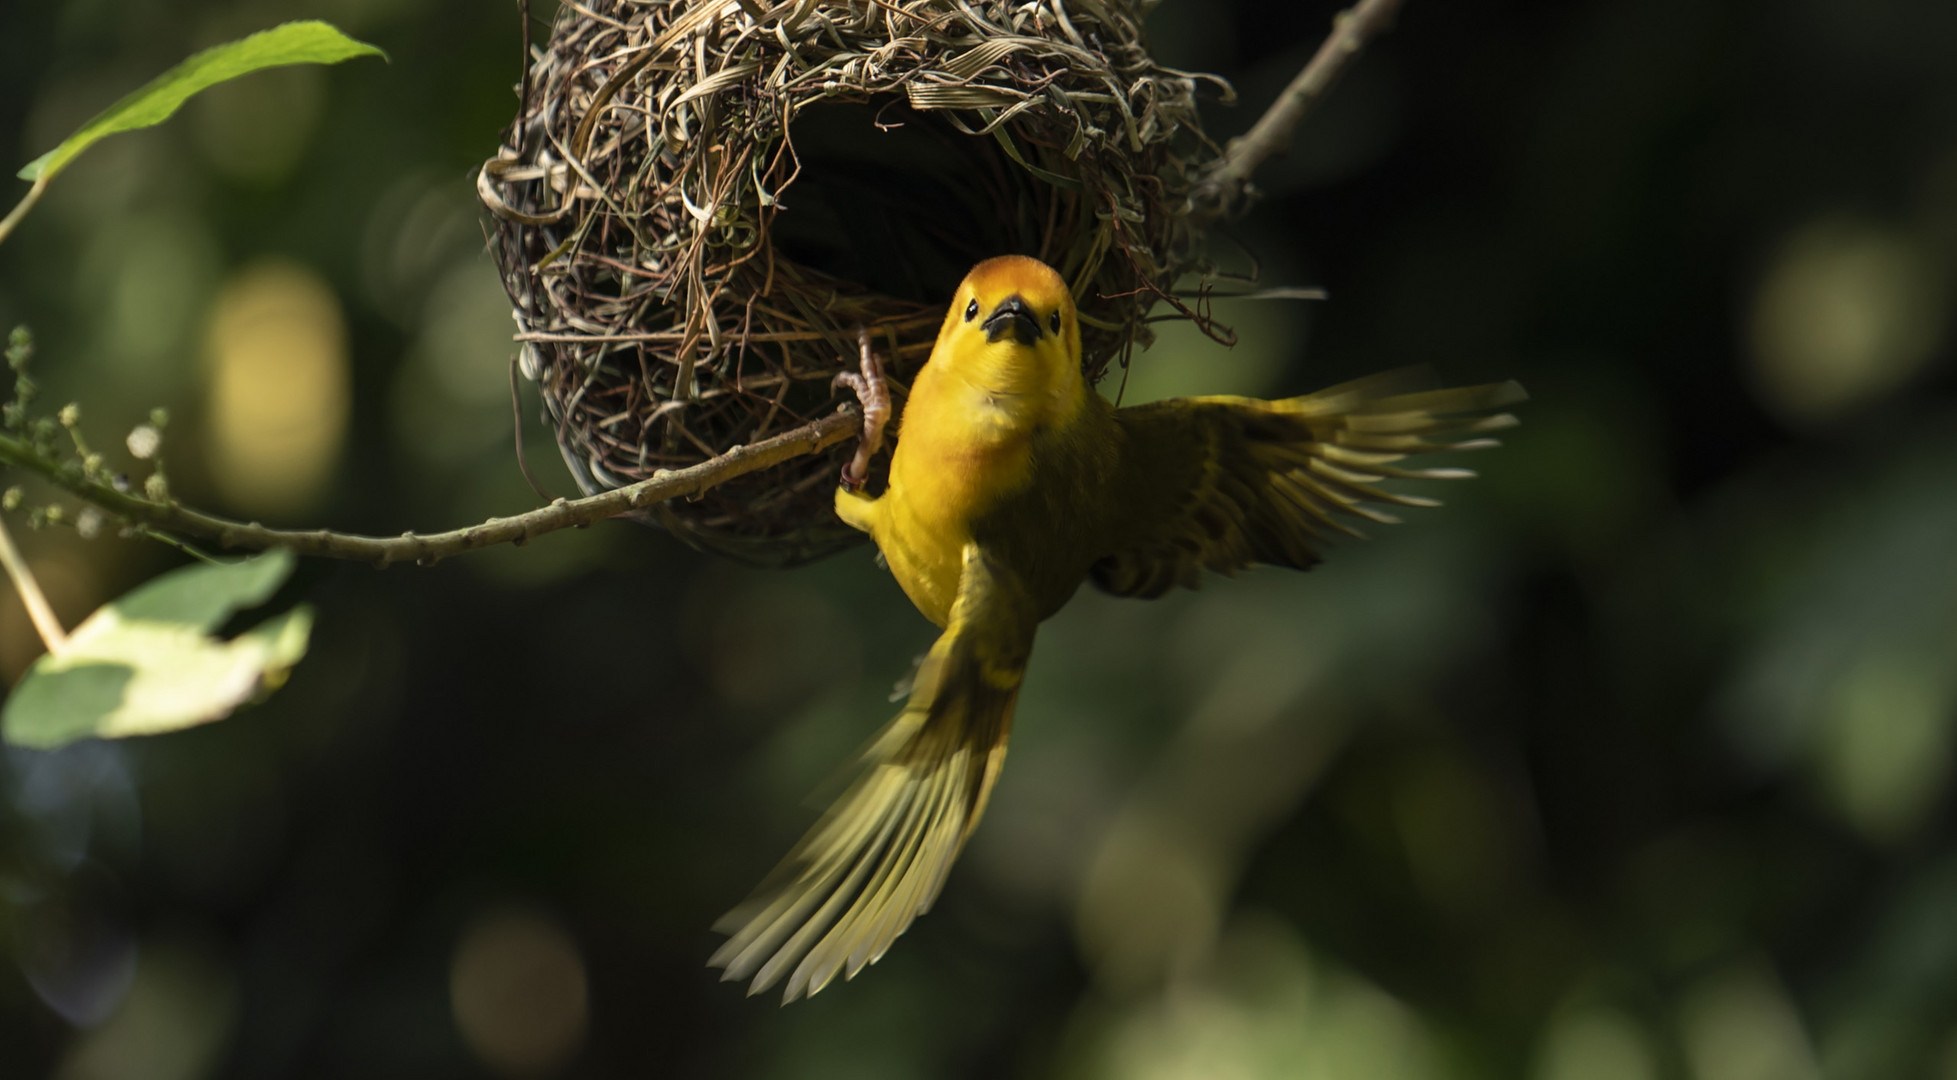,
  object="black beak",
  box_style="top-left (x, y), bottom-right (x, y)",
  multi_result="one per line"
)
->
top-left (982, 295), bottom-right (1043, 346)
